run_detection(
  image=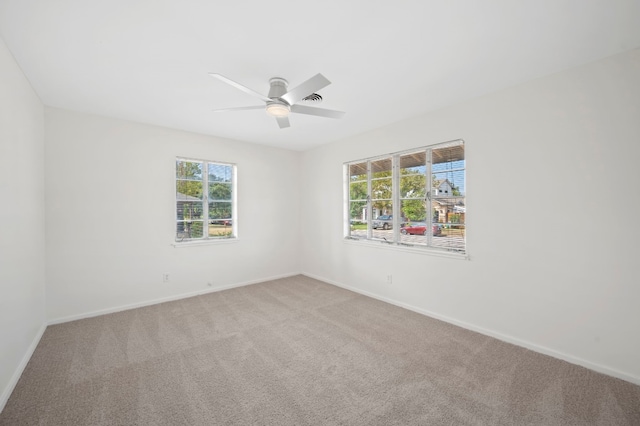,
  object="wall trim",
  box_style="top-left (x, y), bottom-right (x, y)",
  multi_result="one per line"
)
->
top-left (47, 272), bottom-right (300, 325)
top-left (0, 323), bottom-right (47, 413)
top-left (302, 272), bottom-right (640, 387)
